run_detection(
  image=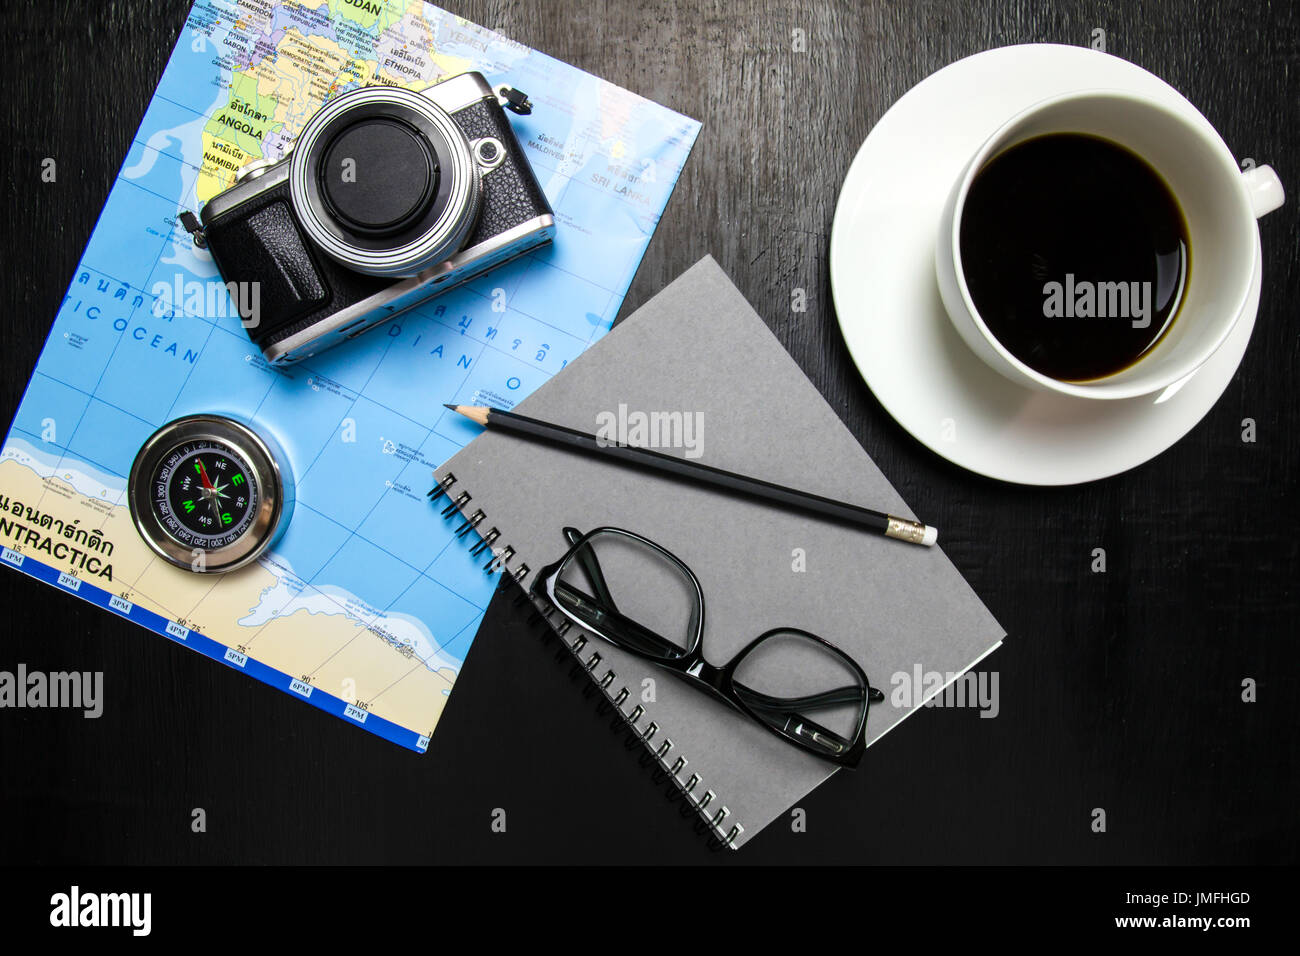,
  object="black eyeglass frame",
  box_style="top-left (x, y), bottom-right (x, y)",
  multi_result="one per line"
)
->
top-left (531, 526), bottom-right (884, 768)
